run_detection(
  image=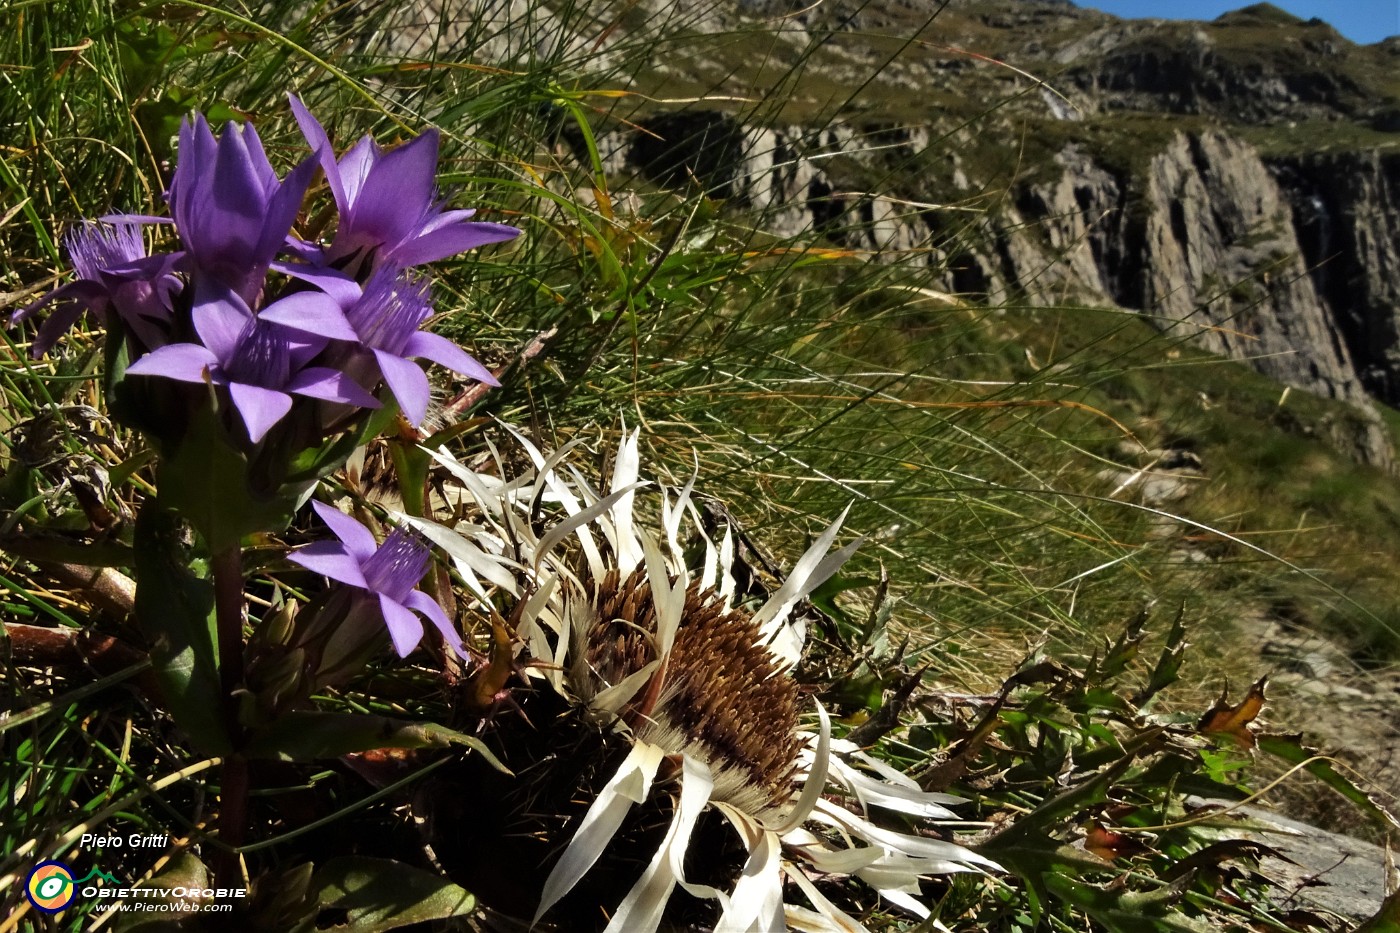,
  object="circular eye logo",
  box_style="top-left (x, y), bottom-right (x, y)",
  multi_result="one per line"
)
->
top-left (26, 861), bottom-right (76, 913)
